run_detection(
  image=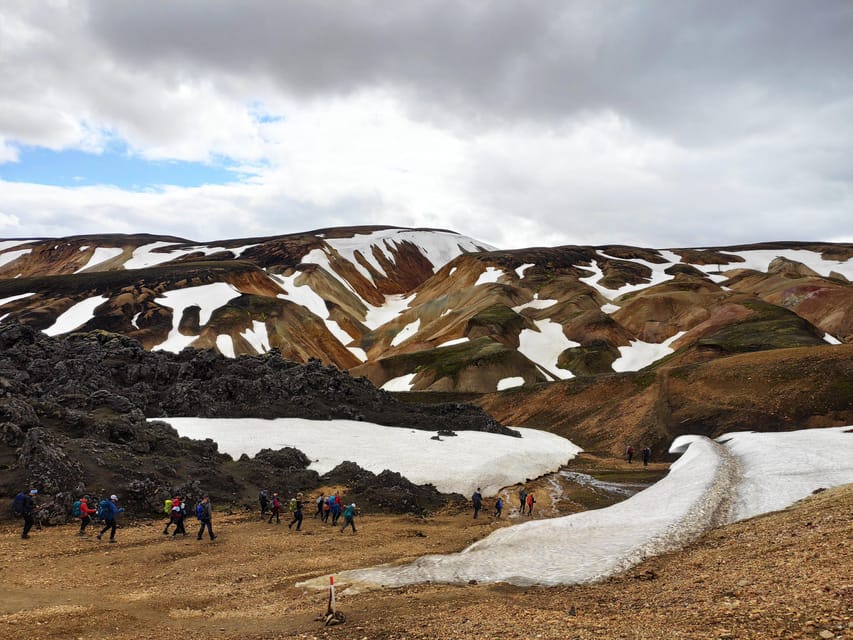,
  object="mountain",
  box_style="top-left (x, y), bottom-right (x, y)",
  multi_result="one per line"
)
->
top-left (1, 227), bottom-right (851, 458)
